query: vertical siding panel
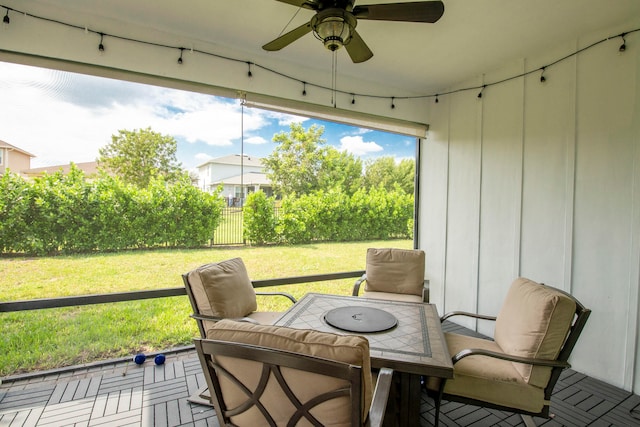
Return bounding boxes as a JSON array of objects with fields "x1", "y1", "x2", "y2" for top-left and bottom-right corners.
[
  {"x1": 571, "y1": 36, "x2": 637, "y2": 388},
  {"x1": 476, "y1": 62, "x2": 525, "y2": 334},
  {"x1": 631, "y1": 110, "x2": 640, "y2": 391},
  {"x1": 442, "y1": 79, "x2": 483, "y2": 329},
  {"x1": 520, "y1": 44, "x2": 577, "y2": 290},
  {"x1": 420, "y1": 97, "x2": 450, "y2": 313}
]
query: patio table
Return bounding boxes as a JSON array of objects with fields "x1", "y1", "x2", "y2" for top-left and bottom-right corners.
[{"x1": 274, "y1": 292, "x2": 453, "y2": 426}]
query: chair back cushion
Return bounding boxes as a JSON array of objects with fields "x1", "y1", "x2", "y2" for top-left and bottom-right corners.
[
  {"x1": 495, "y1": 278, "x2": 576, "y2": 387},
  {"x1": 187, "y1": 258, "x2": 257, "y2": 319},
  {"x1": 364, "y1": 248, "x2": 425, "y2": 296},
  {"x1": 206, "y1": 319, "x2": 372, "y2": 424}
]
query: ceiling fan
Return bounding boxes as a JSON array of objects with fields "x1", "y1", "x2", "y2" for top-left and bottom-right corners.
[{"x1": 262, "y1": 0, "x2": 445, "y2": 63}]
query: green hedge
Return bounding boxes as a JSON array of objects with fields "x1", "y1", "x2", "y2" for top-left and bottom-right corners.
[
  {"x1": 0, "y1": 167, "x2": 224, "y2": 255},
  {"x1": 243, "y1": 187, "x2": 414, "y2": 245}
]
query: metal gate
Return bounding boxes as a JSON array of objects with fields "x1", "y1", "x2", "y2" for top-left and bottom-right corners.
[{"x1": 213, "y1": 207, "x2": 244, "y2": 245}]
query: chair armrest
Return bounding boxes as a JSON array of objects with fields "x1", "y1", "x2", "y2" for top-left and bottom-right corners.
[
  {"x1": 452, "y1": 348, "x2": 571, "y2": 369},
  {"x1": 190, "y1": 313, "x2": 259, "y2": 324},
  {"x1": 440, "y1": 311, "x2": 497, "y2": 323},
  {"x1": 255, "y1": 291, "x2": 297, "y2": 304},
  {"x1": 422, "y1": 280, "x2": 430, "y2": 302},
  {"x1": 367, "y1": 367, "x2": 393, "y2": 427},
  {"x1": 352, "y1": 273, "x2": 367, "y2": 296}
]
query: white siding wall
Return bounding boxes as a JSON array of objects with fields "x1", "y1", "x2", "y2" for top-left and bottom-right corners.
[
  {"x1": 420, "y1": 22, "x2": 640, "y2": 392},
  {"x1": 208, "y1": 163, "x2": 262, "y2": 183}
]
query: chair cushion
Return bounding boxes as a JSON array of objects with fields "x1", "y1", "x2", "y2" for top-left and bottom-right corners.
[
  {"x1": 364, "y1": 248, "x2": 425, "y2": 296},
  {"x1": 187, "y1": 258, "x2": 257, "y2": 319},
  {"x1": 206, "y1": 319, "x2": 373, "y2": 422},
  {"x1": 426, "y1": 332, "x2": 546, "y2": 413},
  {"x1": 362, "y1": 290, "x2": 423, "y2": 303},
  {"x1": 246, "y1": 311, "x2": 283, "y2": 325},
  {"x1": 494, "y1": 278, "x2": 576, "y2": 387}
]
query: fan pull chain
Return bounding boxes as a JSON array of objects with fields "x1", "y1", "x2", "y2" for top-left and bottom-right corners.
[{"x1": 331, "y1": 50, "x2": 338, "y2": 107}]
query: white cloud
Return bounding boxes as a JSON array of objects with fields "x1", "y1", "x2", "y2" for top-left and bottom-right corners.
[
  {"x1": 338, "y1": 135, "x2": 383, "y2": 156},
  {"x1": 0, "y1": 63, "x2": 276, "y2": 167},
  {"x1": 259, "y1": 110, "x2": 309, "y2": 126},
  {"x1": 348, "y1": 127, "x2": 372, "y2": 136},
  {"x1": 0, "y1": 62, "x2": 410, "y2": 170},
  {"x1": 244, "y1": 136, "x2": 268, "y2": 145}
]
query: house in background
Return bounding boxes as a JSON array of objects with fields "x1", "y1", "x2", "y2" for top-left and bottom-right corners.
[
  {"x1": 197, "y1": 154, "x2": 273, "y2": 206},
  {"x1": 22, "y1": 161, "x2": 101, "y2": 178},
  {"x1": 0, "y1": 140, "x2": 35, "y2": 177},
  {"x1": 1, "y1": 140, "x2": 101, "y2": 179}
]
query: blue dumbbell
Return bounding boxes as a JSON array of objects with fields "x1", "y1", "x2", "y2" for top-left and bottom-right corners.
[{"x1": 133, "y1": 353, "x2": 146, "y2": 364}]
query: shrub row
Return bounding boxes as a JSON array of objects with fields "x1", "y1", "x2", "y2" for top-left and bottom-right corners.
[
  {"x1": 0, "y1": 167, "x2": 224, "y2": 255},
  {"x1": 244, "y1": 187, "x2": 414, "y2": 245}
]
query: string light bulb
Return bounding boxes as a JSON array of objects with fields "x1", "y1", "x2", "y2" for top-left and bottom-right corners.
[
  {"x1": 435, "y1": 95, "x2": 439, "y2": 103},
  {"x1": 351, "y1": 94, "x2": 355, "y2": 105},
  {"x1": 478, "y1": 85, "x2": 486, "y2": 99},
  {"x1": 619, "y1": 33, "x2": 627, "y2": 52},
  {"x1": 177, "y1": 48, "x2": 184, "y2": 64},
  {"x1": 3, "y1": 8, "x2": 10, "y2": 26},
  {"x1": 98, "y1": 33, "x2": 105, "y2": 54},
  {"x1": 247, "y1": 62, "x2": 252, "y2": 77},
  {"x1": 391, "y1": 97, "x2": 395, "y2": 109},
  {"x1": 302, "y1": 82, "x2": 307, "y2": 96},
  {"x1": 540, "y1": 67, "x2": 546, "y2": 83}
]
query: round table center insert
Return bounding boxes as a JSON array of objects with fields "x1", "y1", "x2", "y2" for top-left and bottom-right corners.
[{"x1": 324, "y1": 306, "x2": 398, "y2": 333}]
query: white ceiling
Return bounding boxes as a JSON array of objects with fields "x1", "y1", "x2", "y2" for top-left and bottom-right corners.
[{"x1": 8, "y1": 0, "x2": 640, "y2": 96}]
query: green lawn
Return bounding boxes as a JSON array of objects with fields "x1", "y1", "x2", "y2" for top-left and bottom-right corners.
[{"x1": 0, "y1": 240, "x2": 411, "y2": 376}]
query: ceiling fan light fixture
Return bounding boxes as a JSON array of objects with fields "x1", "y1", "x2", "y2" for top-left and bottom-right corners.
[{"x1": 312, "y1": 9, "x2": 356, "y2": 51}]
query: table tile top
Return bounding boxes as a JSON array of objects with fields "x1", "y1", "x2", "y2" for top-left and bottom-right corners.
[{"x1": 275, "y1": 293, "x2": 453, "y2": 378}]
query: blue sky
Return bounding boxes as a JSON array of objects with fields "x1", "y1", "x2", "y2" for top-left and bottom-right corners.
[{"x1": 0, "y1": 61, "x2": 416, "y2": 171}]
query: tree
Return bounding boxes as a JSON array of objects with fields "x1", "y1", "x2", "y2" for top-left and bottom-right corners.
[
  {"x1": 363, "y1": 156, "x2": 415, "y2": 194},
  {"x1": 263, "y1": 123, "x2": 326, "y2": 196},
  {"x1": 98, "y1": 127, "x2": 183, "y2": 188},
  {"x1": 263, "y1": 122, "x2": 363, "y2": 196},
  {"x1": 318, "y1": 148, "x2": 363, "y2": 195}
]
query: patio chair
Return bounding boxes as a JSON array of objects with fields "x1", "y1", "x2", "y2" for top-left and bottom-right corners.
[
  {"x1": 352, "y1": 247, "x2": 428, "y2": 302},
  {"x1": 183, "y1": 257, "x2": 297, "y2": 405},
  {"x1": 425, "y1": 277, "x2": 591, "y2": 427},
  {"x1": 182, "y1": 257, "x2": 296, "y2": 338},
  {"x1": 193, "y1": 319, "x2": 394, "y2": 427}
]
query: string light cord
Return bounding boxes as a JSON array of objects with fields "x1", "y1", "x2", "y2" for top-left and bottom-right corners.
[{"x1": 1, "y1": 4, "x2": 638, "y2": 107}]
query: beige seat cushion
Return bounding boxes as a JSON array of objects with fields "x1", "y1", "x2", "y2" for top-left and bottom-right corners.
[
  {"x1": 362, "y1": 290, "x2": 423, "y2": 303},
  {"x1": 495, "y1": 278, "x2": 576, "y2": 387},
  {"x1": 187, "y1": 258, "x2": 257, "y2": 319},
  {"x1": 206, "y1": 319, "x2": 373, "y2": 424},
  {"x1": 426, "y1": 333, "x2": 546, "y2": 413},
  {"x1": 364, "y1": 248, "x2": 425, "y2": 296},
  {"x1": 246, "y1": 311, "x2": 283, "y2": 325}
]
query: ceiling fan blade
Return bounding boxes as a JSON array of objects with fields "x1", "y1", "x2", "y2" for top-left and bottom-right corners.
[
  {"x1": 262, "y1": 22, "x2": 313, "y2": 51},
  {"x1": 353, "y1": 1, "x2": 444, "y2": 23},
  {"x1": 273, "y1": 0, "x2": 319, "y2": 10},
  {"x1": 345, "y1": 29, "x2": 373, "y2": 63}
]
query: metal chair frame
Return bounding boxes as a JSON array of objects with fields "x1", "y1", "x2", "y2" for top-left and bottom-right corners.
[
  {"x1": 428, "y1": 284, "x2": 591, "y2": 426},
  {"x1": 194, "y1": 338, "x2": 394, "y2": 427}
]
